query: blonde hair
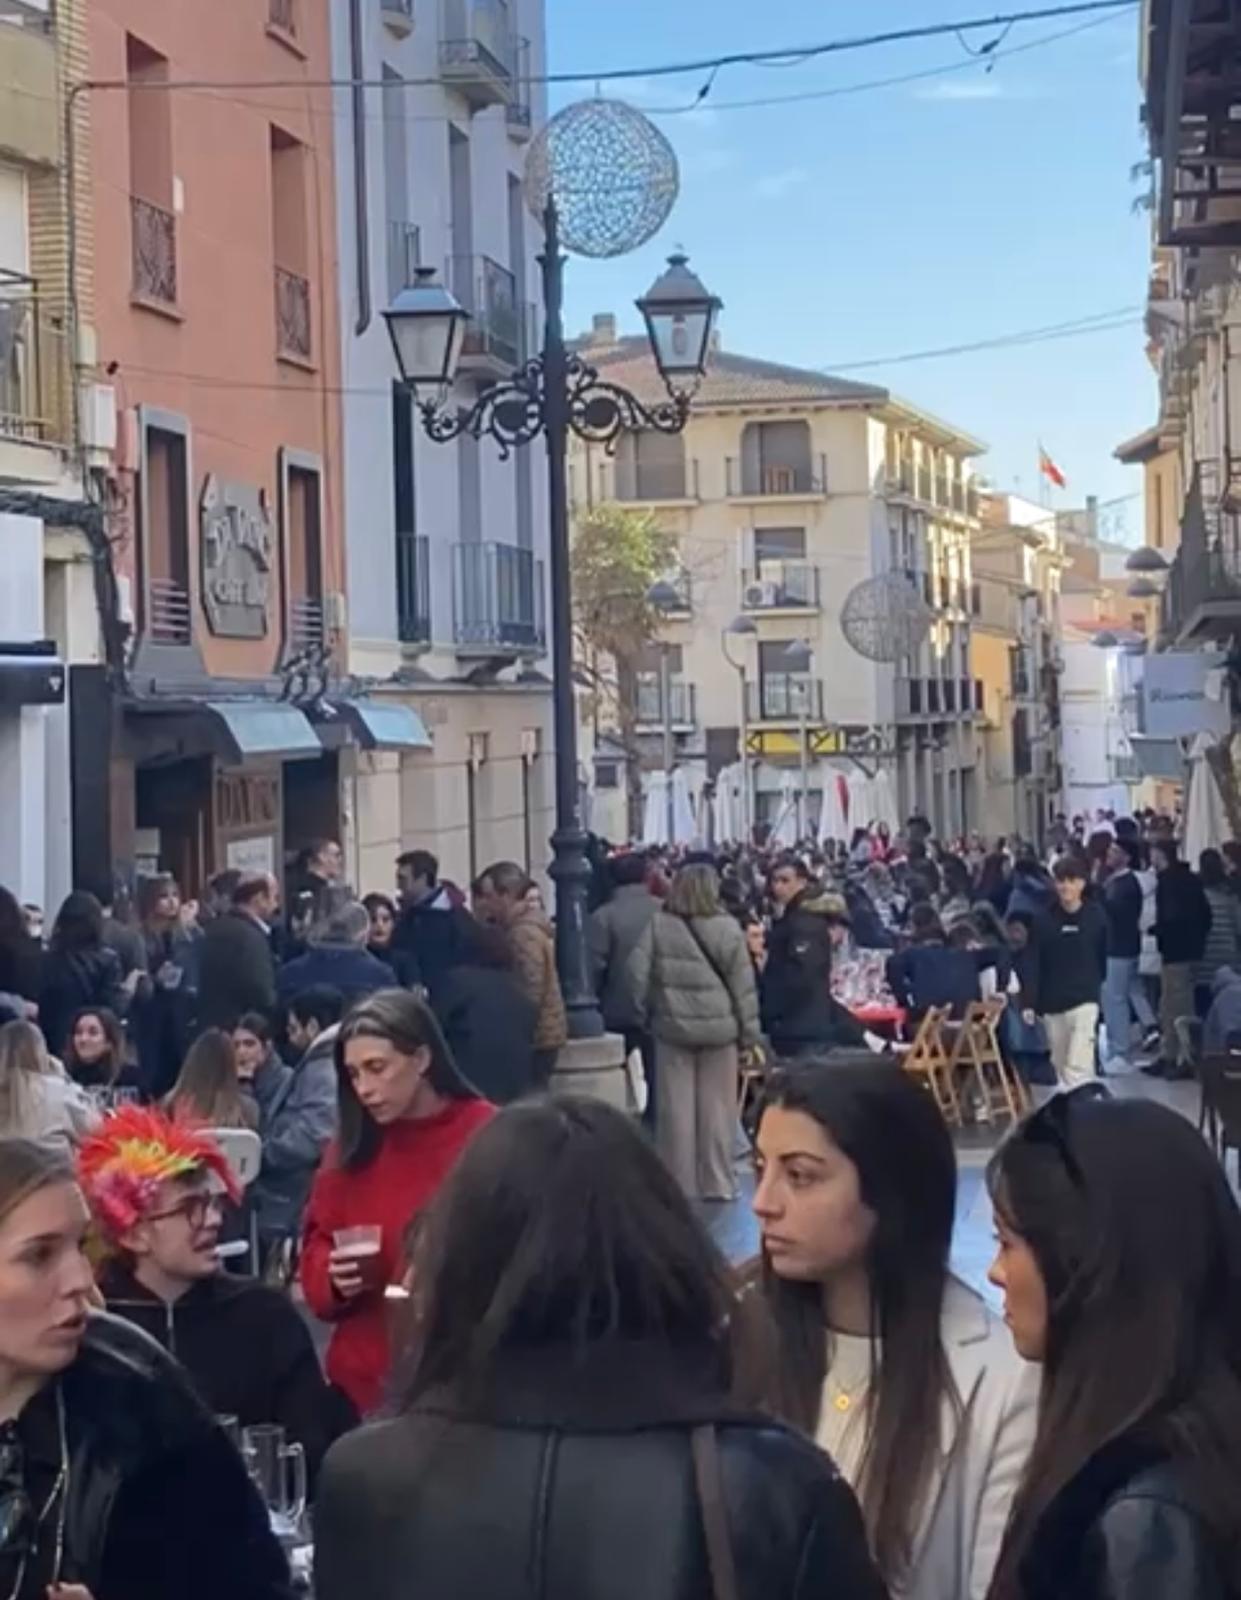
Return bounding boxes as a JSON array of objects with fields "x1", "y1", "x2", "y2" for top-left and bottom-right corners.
[
  {"x1": 0, "y1": 1020, "x2": 56, "y2": 1139},
  {"x1": 665, "y1": 864, "x2": 721, "y2": 920},
  {"x1": 164, "y1": 1029, "x2": 257, "y2": 1131}
]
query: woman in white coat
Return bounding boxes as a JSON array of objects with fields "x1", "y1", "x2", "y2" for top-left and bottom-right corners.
[{"x1": 752, "y1": 1060, "x2": 1038, "y2": 1600}]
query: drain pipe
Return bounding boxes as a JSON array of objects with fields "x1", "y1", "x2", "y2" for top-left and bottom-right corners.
[{"x1": 350, "y1": 0, "x2": 371, "y2": 335}]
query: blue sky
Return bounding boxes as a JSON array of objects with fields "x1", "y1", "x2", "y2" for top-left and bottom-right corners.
[{"x1": 545, "y1": 0, "x2": 1153, "y2": 537}]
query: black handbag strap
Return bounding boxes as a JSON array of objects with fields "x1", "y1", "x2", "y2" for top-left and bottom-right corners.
[{"x1": 692, "y1": 1425, "x2": 739, "y2": 1600}]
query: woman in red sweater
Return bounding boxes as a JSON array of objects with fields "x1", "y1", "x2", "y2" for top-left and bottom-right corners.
[{"x1": 301, "y1": 989, "x2": 493, "y2": 1415}]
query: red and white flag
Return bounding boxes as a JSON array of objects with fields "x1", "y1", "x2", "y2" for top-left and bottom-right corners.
[{"x1": 1038, "y1": 446, "x2": 1067, "y2": 490}]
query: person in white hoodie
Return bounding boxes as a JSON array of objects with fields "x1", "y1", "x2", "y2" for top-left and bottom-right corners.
[
  {"x1": 0, "y1": 1017, "x2": 97, "y2": 1151},
  {"x1": 753, "y1": 1060, "x2": 1038, "y2": 1600}
]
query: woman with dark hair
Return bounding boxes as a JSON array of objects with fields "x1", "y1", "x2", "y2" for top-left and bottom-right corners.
[
  {"x1": 64, "y1": 1006, "x2": 137, "y2": 1092},
  {"x1": 300, "y1": 990, "x2": 492, "y2": 1416},
  {"x1": 361, "y1": 892, "x2": 420, "y2": 988},
  {"x1": 886, "y1": 903, "x2": 995, "y2": 1022},
  {"x1": 0, "y1": 1139, "x2": 291, "y2": 1599},
  {"x1": 314, "y1": 1096, "x2": 885, "y2": 1600},
  {"x1": 978, "y1": 852, "x2": 1012, "y2": 917},
  {"x1": 986, "y1": 1087, "x2": 1241, "y2": 1598},
  {"x1": 0, "y1": 883, "x2": 42, "y2": 1022},
  {"x1": 753, "y1": 1062, "x2": 1036, "y2": 1599},
  {"x1": 38, "y1": 891, "x2": 127, "y2": 1056},
  {"x1": 165, "y1": 1028, "x2": 259, "y2": 1130},
  {"x1": 431, "y1": 917, "x2": 537, "y2": 1104},
  {"x1": 132, "y1": 874, "x2": 199, "y2": 1100}
]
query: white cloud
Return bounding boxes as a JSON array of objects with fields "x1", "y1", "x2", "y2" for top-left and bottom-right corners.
[
  {"x1": 916, "y1": 77, "x2": 1005, "y2": 102},
  {"x1": 754, "y1": 165, "x2": 808, "y2": 199}
]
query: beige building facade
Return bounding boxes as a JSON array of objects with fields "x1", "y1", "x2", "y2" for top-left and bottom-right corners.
[{"x1": 571, "y1": 319, "x2": 986, "y2": 843}]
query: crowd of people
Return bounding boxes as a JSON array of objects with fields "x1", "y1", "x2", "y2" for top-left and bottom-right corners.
[{"x1": 0, "y1": 807, "x2": 1239, "y2": 1599}]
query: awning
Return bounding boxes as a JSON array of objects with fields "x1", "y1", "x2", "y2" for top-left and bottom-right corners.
[
  {"x1": 1128, "y1": 735, "x2": 1186, "y2": 783},
  {"x1": 0, "y1": 650, "x2": 65, "y2": 707},
  {"x1": 314, "y1": 698, "x2": 432, "y2": 752},
  {"x1": 125, "y1": 697, "x2": 324, "y2": 764}
]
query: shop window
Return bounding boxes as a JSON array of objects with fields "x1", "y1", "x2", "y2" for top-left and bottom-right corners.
[
  {"x1": 280, "y1": 450, "x2": 324, "y2": 654},
  {"x1": 138, "y1": 411, "x2": 191, "y2": 646}
]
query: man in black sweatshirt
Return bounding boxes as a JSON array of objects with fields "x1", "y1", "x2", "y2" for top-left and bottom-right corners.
[{"x1": 1025, "y1": 857, "x2": 1108, "y2": 1087}]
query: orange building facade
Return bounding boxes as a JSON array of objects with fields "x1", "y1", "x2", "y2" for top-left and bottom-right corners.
[{"x1": 77, "y1": 0, "x2": 350, "y2": 895}]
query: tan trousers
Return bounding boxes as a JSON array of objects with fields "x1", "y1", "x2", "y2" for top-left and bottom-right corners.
[
  {"x1": 654, "y1": 1039, "x2": 739, "y2": 1201},
  {"x1": 1045, "y1": 1003, "x2": 1099, "y2": 1088}
]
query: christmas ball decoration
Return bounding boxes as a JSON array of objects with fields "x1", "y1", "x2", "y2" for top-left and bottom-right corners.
[
  {"x1": 840, "y1": 572, "x2": 934, "y2": 664},
  {"x1": 524, "y1": 98, "x2": 680, "y2": 258}
]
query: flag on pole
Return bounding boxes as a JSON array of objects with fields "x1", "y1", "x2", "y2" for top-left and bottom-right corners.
[{"x1": 1038, "y1": 445, "x2": 1067, "y2": 490}]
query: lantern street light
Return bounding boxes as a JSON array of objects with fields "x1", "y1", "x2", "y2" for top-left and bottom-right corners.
[
  {"x1": 384, "y1": 203, "x2": 720, "y2": 1038},
  {"x1": 782, "y1": 639, "x2": 815, "y2": 842},
  {"x1": 647, "y1": 579, "x2": 685, "y2": 847}
]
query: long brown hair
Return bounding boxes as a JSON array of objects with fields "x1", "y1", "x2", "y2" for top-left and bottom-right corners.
[
  {"x1": 165, "y1": 1029, "x2": 255, "y2": 1129},
  {"x1": 986, "y1": 1094, "x2": 1241, "y2": 1598},
  {"x1": 0, "y1": 1020, "x2": 56, "y2": 1138},
  {"x1": 0, "y1": 1139, "x2": 74, "y2": 1230},
  {"x1": 756, "y1": 1063, "x2": 958, "y2": 1586}
]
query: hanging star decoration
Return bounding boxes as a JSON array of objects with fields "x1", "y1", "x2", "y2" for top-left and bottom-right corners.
[{"x1": 77, "y1": 1105, "x2": 240, "y2": 1239}]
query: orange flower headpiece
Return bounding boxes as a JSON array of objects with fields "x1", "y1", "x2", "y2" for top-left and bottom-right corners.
[{"x1": 77, "y1": 1105, "x2": 240, "y2": 1239}]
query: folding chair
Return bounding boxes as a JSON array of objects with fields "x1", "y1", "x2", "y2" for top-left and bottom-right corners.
[
  {"x1": 895, "y1": 1005, "x2": 961, "y2": 1125},
  {"x1": 950, "y1": 999, "x2": 1028, "y2": 1125},
  {"x1": 1199, "y1": 1048, "x2": 1241, "y2": 1181},
  {"x1": 207, "y1": 1127, "x2": 263, "y2": 1268}
]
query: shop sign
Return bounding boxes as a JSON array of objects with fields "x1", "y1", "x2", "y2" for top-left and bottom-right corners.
[
  {"x1": 1142, "y1": 650, "x2": 1230, "y2": 739},
  {"x1": 201, "y1": 476, "x2": 273, "y2": 638},
  {"x1": 226, "y1": 835, "x2": 276, "y2": 875}
]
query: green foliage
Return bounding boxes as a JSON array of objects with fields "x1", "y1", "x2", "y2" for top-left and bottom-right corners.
[{"x1": 571, "y1": 503, "x2": 675, "y2": 665}]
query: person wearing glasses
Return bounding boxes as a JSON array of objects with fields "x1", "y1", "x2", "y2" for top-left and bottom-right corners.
[
  {"x1": 0, "y1": 1136, "x2": 292, "y2": 1600},
  {"x1": 986, "y1": 1085, "x2": 1241, "y2": 1599},
  {"x1": 82, "y1": 1106, "x2": 345, "y2": 1484},
  {"x1": 752, "y1": 1061, "x2": 1038, "y2": 1600}
]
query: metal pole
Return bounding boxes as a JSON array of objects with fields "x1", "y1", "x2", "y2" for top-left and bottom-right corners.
[
  {"x1": 661, "y1": 642, "x2": 675, "y2": 846},
  {"x1": 540, "y1": 199, "x2": 603, "y2": 1038},
  {"x1": 737, "y1": 664, "x2": 750, "y2": 844},
  {"x1": 799, "y1": 689, "x2": 809, "y2": 844}
]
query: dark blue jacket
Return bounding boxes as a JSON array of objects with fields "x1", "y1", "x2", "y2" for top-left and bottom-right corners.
[
  {"x1": 277, "y1": 945, "x2": 397, "y2": 1010},
  {"x1": 885, "y1": 943, "x2": 989, "y2": 1020}
]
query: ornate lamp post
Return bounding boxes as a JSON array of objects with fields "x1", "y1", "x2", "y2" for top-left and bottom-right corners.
[
  {"x1": 721, "y1": 614, "x2": 757, "y2": 842},
  {"x1": 384, "y1": 203, "x2": 719, "y2": 1038}
]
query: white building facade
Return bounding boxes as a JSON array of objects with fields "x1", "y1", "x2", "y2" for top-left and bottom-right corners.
[{"x1": 330, "y1": 0, "x2": 556, "y2": 893}]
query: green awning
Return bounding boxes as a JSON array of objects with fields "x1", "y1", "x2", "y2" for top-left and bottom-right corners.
[
  {"x1": 334, "y1": 698, "x2": 432, "y2": 751},
  {"x1": 205, "y1": 701, "x2": 323, "y2": 762}
]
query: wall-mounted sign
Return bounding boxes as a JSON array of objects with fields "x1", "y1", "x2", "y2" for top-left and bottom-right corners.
[
  {"x1": 1142, "y1": 650, "x2": 1230, "y2": 740},
  {"x1": 201, "y1": 476, "x2": 273, "y2": 638}
]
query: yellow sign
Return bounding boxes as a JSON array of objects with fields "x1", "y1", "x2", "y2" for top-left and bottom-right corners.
[{"x1": 746, "y1": 727, "x2": 848, "y2": 758}]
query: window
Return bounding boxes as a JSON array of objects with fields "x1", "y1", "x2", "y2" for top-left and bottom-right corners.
[
  {"x1": 281, "y1": 451, "x2": 324, "y2": 653},
  {"x1": 637, "y1": 643, "x2": 683, "y2": 674},
  {"x1": 271, "y1": 126, "x2": 311, "y2": 361},
  {"x1": 383, "y1": 68, "x2": 418, "y2": 296},
  {"x1": 737, "y1": 420, "x2": 816, "y2": 495},
  {"x1": 138, "y1": 413, "x2": 191, "y2": 645},
  {"x1": 754, "y1": 527, "x2": 806, "y2": 563},
  {"x1": 614, "y1": 430, "x2": 688, "y2": 501},
  {"x1": 127, "y1": 36, "x2": 176, "y2": 307}
]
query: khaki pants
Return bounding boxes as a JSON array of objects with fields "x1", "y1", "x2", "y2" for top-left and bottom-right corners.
[
  {"x1": 654, "y1": 1039, "x2": 739, "y2": 1201},
  {"x1": 1045, "y1": 1003, "x2": 1098, "y2": 1088},
  {"x1": 1159, "y1": 962, "x2": 1195, "y2": 1064}
]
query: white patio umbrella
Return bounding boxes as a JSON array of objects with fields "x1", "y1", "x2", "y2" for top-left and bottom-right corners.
[
  {"x1": 770, "y1": 770, "x2": 799, "y2": 847},
  {"x1": 846, "y1": 768, "x2": 877, "y2": 833},
  {"x1": 817, "y1": 763, "x2": 848, "y2": 847},
  {"x1": 712, "y1": 763, "x2": 740, "y2": 846},
  {"x1": 872, "y1": 766, "x2": 901, "y2": 833},
  {"x1": 640, "y1": 771, "x2": 667, "y2": 848},
  {"x1": 1184, "y1": 732, "x2": 1230, "y2": 863},
  {"x1": 671, "y1": 768, "x2": 697, "y2": 846}
]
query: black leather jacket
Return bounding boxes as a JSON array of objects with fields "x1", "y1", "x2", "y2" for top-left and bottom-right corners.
[
  {"x1": 1017, "y1": 1434, "x2": 1233, "y2": 1600},
  {"x1": 48, "y1": 1312, "x2": 292, "y2": 1599},
  {"x1": 315, "y1": 1342, "x2": 887, "y2": 1600}
]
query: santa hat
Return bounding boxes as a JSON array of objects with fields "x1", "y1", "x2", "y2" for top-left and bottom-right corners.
[{"x1": 77, "y1": 1105, "x2": 240, "y2": 1240}]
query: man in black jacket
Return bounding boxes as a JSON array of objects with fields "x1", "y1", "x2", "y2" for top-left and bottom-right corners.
[
  {"x1": 196, "y1": 873, "x2": 279, "y2": 1031},
  {"x1": 87, "y1": 1115, "x2": 347, "y2": 1482},
  {"x1": 1150, "y1": 839, "x2": 1212, "y2": 1078},
  {"x1": 761, "y1": 857, "x2": 859, "y2": 1058},
  {"x1": 392, "y1": 848, "x2": 474, "y2": 998},
  {"x1": 1027, "y1": 857, "x2": 1108, "y2": 1087}
]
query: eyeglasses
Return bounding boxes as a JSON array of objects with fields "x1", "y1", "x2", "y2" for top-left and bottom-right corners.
[
  {"x1": 145, "y1": 1194, "x2": 225, "y2": 1229},
  {"x1": 1018, "y1": 1083, "x2": 1110, "y2": 1185}
]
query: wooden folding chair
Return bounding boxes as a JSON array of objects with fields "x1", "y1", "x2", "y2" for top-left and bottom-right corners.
[
  {"x1": 1199, "y1": 1047, "x2": 1241, "y2": 1181},
  {"x1": 950, "y1": 999, "x2": 1028, "y2": 1124},
  {"x1": 896, "y1": 1005, "x2": 961, "y2": 1125}
]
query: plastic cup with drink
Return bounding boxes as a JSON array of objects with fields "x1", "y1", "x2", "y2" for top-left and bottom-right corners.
[{"x1": 330, "y1": 1224, "x2": 384, "y2": 1298}]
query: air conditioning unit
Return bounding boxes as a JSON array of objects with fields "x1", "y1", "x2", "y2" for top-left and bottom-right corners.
[{"x1": 744, "y1": 580, "x2": 779, "y2": 608}]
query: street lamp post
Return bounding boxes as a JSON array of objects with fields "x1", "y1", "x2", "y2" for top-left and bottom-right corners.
[
  {"x1": 647, "y1": 579, "x2": 684, "y2": 848},
  {"x1": 722, "y1": 613, "x2": 757, "y2": 843},
  {"x1": 783, "y1": 639, "x2": 814, "y2": 844},
  {"x1": 383, "y1": 206, "x2": 720, "y2": 1038}
]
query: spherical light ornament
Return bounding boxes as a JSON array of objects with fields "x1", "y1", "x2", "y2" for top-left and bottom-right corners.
[
  {"x1": 524, "y1": 98, "x2": 680, "y2": 259},
  {"x1": 840, "y1": 573, "x2": 934, "y2": 664}
]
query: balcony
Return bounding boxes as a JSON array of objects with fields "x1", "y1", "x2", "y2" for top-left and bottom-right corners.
[
  {"x1": 1161, "y1": 464, "x2": 1241, "y2": 644},
  {"x1": 740, "y1": 562, "x2": 820, "y2": 612},
  {"x1": 131, "y1": 196, "x2": 177, "y2": 309},
  {"x1": 726, "y1": 454, "x2": 827, "y2": 499},
  {"x1": 0, "y1": 270, "x2": 48, "y2": 445},
  {"x1": 381, "y1": 0, "x2": 414, "y2": 33},
  {"x1": 387, "y1": 221, "x2": 421, "y2": 298},
  {"x1": 396, "y1": 530, "x2": 431, "y2": 646},
  {"x1": 439, "y1": 0, "x2": 515, "y2": 109},
  {"x1": 275, "y1": 267, "x2": 312, "y2": 363},
  {"x1": 148, "y1": 578, "x2": 192, "y2": 647},
  {"x1": 747, "y1": 675, "x2": 825, "y2": 723},
  {"x1": 613, "y1": 458, "x2": 697, "y2": 504},
  {"x1": 289, "y1": 596, "x2": 324, "y2": 652},
  {"x1": 635, "y1": 677, "x2": 696, "y2": 731},
  {"x1": 453, "y1": 541, "x2": 545, "y2": 656},
  {"x1": 507, "y1": 37, "x2": 533, "y2": 139},
  {"x1": 451, "y1": 254, "x2": 520, "y2": 377},
  {"x1": 896, "y1": 676, "x2": 982, "y2": 719}
]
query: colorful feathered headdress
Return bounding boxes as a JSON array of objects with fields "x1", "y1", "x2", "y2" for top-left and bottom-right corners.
[{"x1": 77, "y1": 1105, "x2": 240, "y2": 1239}]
